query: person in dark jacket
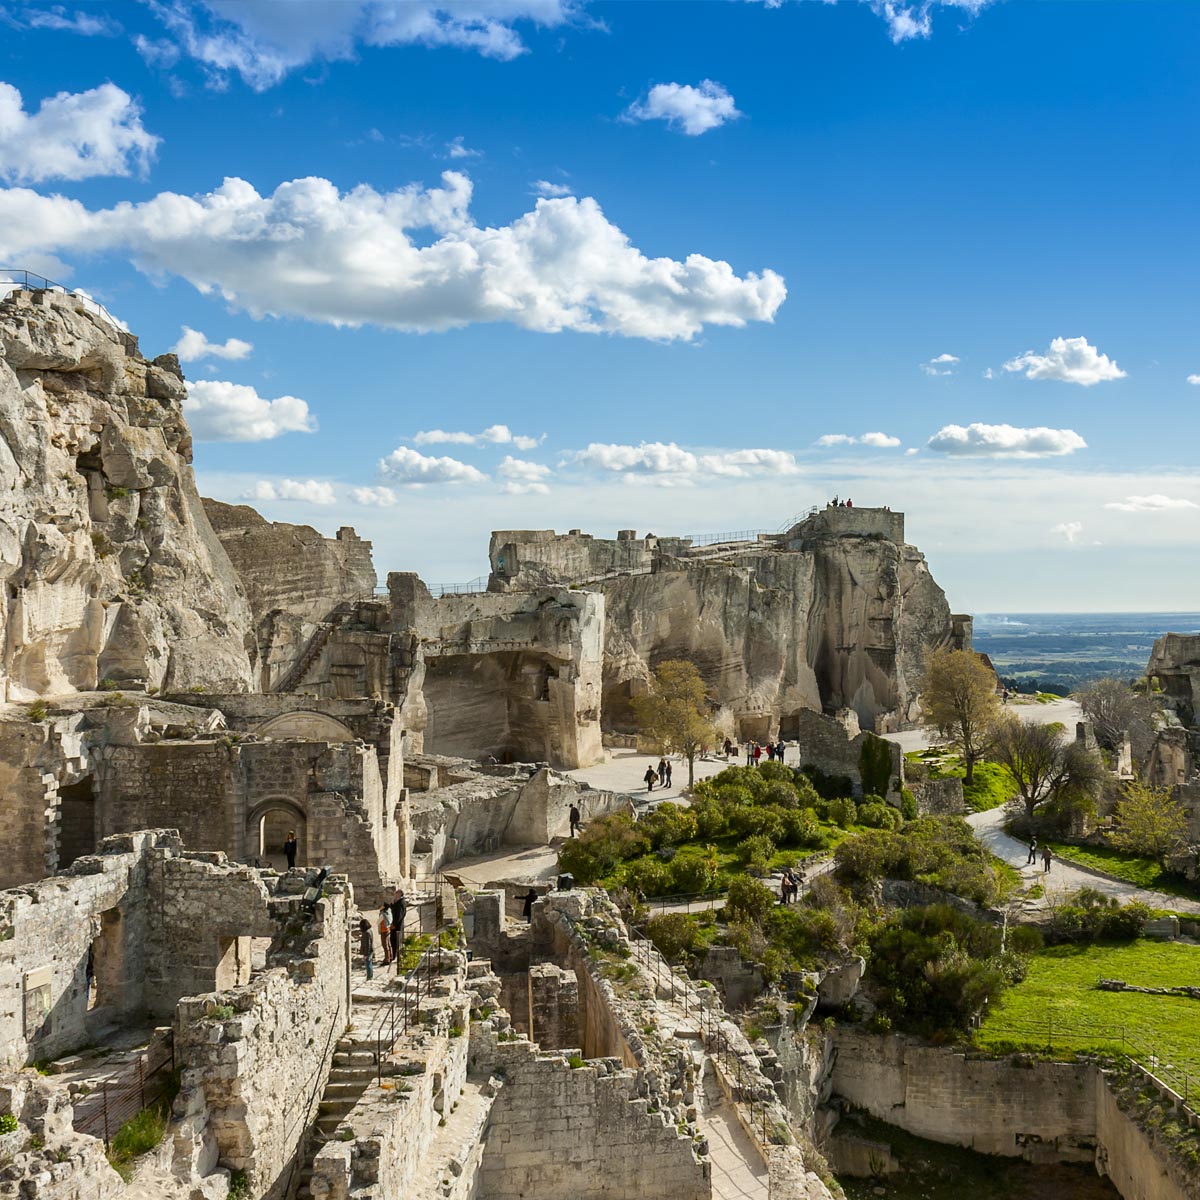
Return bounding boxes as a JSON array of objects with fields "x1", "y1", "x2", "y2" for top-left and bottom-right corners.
[
  {"x1": 358, "y1": 917, "x2": 374, "y2": 981},
  {"x1": 521, "y1": 888, "x2": 540, "y2": 921},
  {"x1": 283, "y1": 830, "x2": 298, "y2": 870},
  {"x1": 389, "y1": 890, "x2": 406, "y2": 963}
]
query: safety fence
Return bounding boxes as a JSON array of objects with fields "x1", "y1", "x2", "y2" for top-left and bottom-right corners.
[
  {"x1": 73, "y1": 1035, "x2": 175, "y2": 1147},
  {"x1": 0, "y1": 268, "x2": 124, "y2": 333}
]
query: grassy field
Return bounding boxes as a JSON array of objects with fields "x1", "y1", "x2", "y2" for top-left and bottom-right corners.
[
  {"x1": 976, "y1": 941, "x2": 1200, "y2": 1076},
  {"x1": 1044, "y1": 840, "x2": 1200, "y2": 901},
  {"x1": 905, "y1": 750, "x2": 1016, "y2": 812}
]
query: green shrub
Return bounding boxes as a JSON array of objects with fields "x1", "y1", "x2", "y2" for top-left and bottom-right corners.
[
  {"x1": 856, "y1": 801, "x2": 889, "y2": 828},
  {"x1": 669, "y1": 847, "x2": 720, "y2": 893},
  {"x1": 623, "y1": 857, "x2": 674, "y2": 898},
  {"x1": 558, "y1": 814, "x2": 649, "y2": 884},
  {"x1": 644, "y1": 912, "x2": 712, "y2": 961},
  {"x1": 859, "y1": 734, "x2": 894, "y2": 798},
  {"x1": 0, "y1": 1114, "x2": 16, "y2": 1134},
  {"x1": 27, "y1": 701, "x2": 48, "y2": 723},
  {"x1": 728, "y1": 805, "x2": 784, "y2": 842},
  {"x1": 639, "y1": 802, "x2": 698, "y2": 850},
  {"x1": 567, "y1": 1054, "x2": 586, "y2": 1069},
  {"x1": 757, "y1": 761, "x2": 793, "y2": 784},
  {"x1": 900, "y1": 789, "x2": 918, "y2": 820},
  {"x1": 828, "y1": 798, "x2": 857, "y2": 828},
  {"x1": 1047, "y1": 889, "x2": 1152, "y2": 944},
  {"x1": 737, "y1": 834, "x2": 776, "y2": 876},
  {"x1": 725, "y1": 876, "x2": 776, "y2": 925},
  {"x1": 98, "y1": 677, "x2": 120, "y2": 692},
  {"x1": 779, "y1": 808, "x2": 826, "y2": 849}
]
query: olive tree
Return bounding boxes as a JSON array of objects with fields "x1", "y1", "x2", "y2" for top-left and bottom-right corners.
[{"x1": 919, "y1": 648, "x2": 1000, "y2": 784}]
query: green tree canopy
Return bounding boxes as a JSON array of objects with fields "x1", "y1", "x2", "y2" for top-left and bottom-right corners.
[
  {"x1": 993, "y1": 717, "x2": 1107, "y2": 828},
  {"x1": 919, "y1": 647, "x2": 1001, "y2": 784},
  {"x1": 631, "y1": 659, "x2": 718, "y2": 788},
  {"x1": 1109, "y1": 781, "x2": 1188, "y2": 858}
]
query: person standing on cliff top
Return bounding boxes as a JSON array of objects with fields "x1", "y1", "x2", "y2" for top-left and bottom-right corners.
[
  {"x1": 644, "y1": 765, "x2": 657, "y2": 792},
  {"x1": 283, "y1": 830, "x2": 298, "y2": 870}
]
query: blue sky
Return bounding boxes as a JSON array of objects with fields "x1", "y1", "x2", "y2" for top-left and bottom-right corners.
[{"x1": 1, "y1": 0, "x2": 1198, "y2": 610}]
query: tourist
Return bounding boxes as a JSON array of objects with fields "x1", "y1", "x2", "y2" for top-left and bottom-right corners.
[
  {"x1": 752, "y1": 743, "x2": 762, "y2": 767},
  {"x1": 378, "y1": 905, "x2": 393, "y2": 965},
  {"x1": 569, "y1": 803, "x2": 581, "y2": 838},
  {"x1": 390, "y1": 890, "x2": 407, "y2": 963},
  {"x1": 746, "y1": 742, "x2": 754, "y2": 766},
  {"x1": 1042, "y1": 847, "x2": 1053, "y2": 874},
  {"x1": 723, "y1": 737, "x2": 734, "y2": 759},
  {"x1": 283, "y1": 830, "x2": 298, "y2": 870},
  {"x1": 657, "y1": 758, "x2": 668, "y2": 787},
  {"x1": 644, "y1": 764, "x2": 657, "y2": 792},
  {"x1": 1027, "y1": 836, "x2": 1038, "y2": 866},
  {"x1": 664, "y1": 761, "x2": 673, "y2": 788},
  {"x1": 845, "y1": 498, "x2": 853, "y2": 508},
  {"x1": 521, "y1": 887, "x2": 540, "y2": 921},
  {"x1": 358, "y1": 916, "x2": 374, "y2": 981}
]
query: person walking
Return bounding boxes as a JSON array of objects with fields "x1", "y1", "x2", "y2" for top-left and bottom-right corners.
[
  {"x1": 283, "y1": 830, "x2": 298, "y2": 870},
  {"x1": 664, "y1": 761, "x2": 673, "y2": 788},
  {"x1": 569, "y1": 803, "x2": 581, "y2": 838},
  {"x1": 378, "y1": 905, "x2": 393, "y2": 966},
  {"x1": 657, "y1": 758, "x2": 668, "y2": 787},
  {"x1": 389, "y1": 890, "x2": 406, "y2": 964},
  {"x1": 1027, "y1": 836, "x2": 1038, "y2": 866},
  {"x1": 1042, "y1": 847, "x2": 1053, "y2": 874},
  {"x1": 724, "y1": 737, "x2": 734, "y2": 760},
  {"x1": 752, "y1": 743, "x2": 762, "y2": 767},
  {"x1": 358, "y1": 916, "x2": 375, "y2": 981},
  {"x1": 643, "y1": 765, "x2": 657, "y2": 792}
]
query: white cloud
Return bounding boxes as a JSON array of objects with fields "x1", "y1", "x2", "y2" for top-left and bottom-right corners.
[
  {"x1": 244, "y1": 478, "x2": 336, "y2": 504},
  {"x1": 350, "y1": 485, "x2": 398, "y2": 507},
  {"x1": 140, "y1": 0, "x2": 582, "y2": 90},
  {"x1": 444, "y1": 135, "x2": 480, "y2": 159},
  {"x1": 183, "y1": 380, "x2": 316, "y2": 441},
  {"x1": 1187, "y1": 374, "x2": 1200, "y2": 386},
  {"x1": 172, "y1": 325, "x2": 253, "y2": 362},
  {"x1": 623, "y1": 80, "x2": 741, "y2": 137},
  {"x1": 0, "y1": 81, "x2": 158, "y2": 183},
  {"x1": 378, "y1": 445, "x2": 487, "y2": 486},
  {"x1": 1003, "y1": 336, "x2": 1126, "y2": 386},
  {"x1": 532, "y1": 179, "x2": 572, "y2": 197},
  {"x1": 920, "y1": 352, "x2": 959, "y2": 376},
  {"x1": 18, "y1": 7, "x2": 121, "y2": 35},
  {"x1": 498, "y1": 455, "x2": 552, "y2": 494},
  {"x1": 926, "y1": 423, "x2": 1087, "y2": 458},
  {"x1": 1104, "y1": 494, "x2": 1198, "y2": 513},
  {"x1": 413, "y1": 424, "x2": 544, "y2": 450},
  {"x1": 572, "y1": 441, "x2": 798, "y2": 483},
  {"x1": 1051, "y1": 521, "x2": 1083, "y2": 545},
  {"x1": 869, "y1": 0, "x2": 994, "y2": 43},
  {"x1": 0, "y1": 171, "x2": 785, "y2": 341},
  {"x1": 815, "y1": 432, "x2": 902, "y2": 448}
]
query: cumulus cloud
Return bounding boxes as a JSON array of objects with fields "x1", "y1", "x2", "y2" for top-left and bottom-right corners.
[
  {"x1": 572, "y1": 441, "x2": 798, "y2": 483},
  {"x1": 623, "y1": 80, "x2": 741, "y2": 136},
  {"x1": 532, "y1": 179, "x2": 572, "y2": 198},
  {"x1": 868, "y1": 0, "x2": 994, "y2": 43},
  {"x1": 920, "y1": 352, "x2": 959, "y2": 377},
  {"x1": 378, "y1": 445, "x2": 487, "y2": 486},
  {"x1": 0, "y1": 81, "x2": 158, "y2": 183},
  {"x1": 413, "y1": 424, "x2": 544, "y2": 450},
  {"x1": 926, "y1": 423, "x2": 1087, "y2": 458},
  {"x1": 1104, "y1": 494, "x2": 1199, "y2": 513},
  {"x1": 498, "y1": 455, "x2": 552, "y2": 494},
  {"x1": 815, "y1": 432, "x2": 902, "y2": 448},
  {"x1": 1188, "y1": 374, "x2": 1200, "y2": 386},
  {"x1": 1003, "y1": 336, "x2": 1126, "y2": 386},
  {"x1": 244, "y1": 478, "x2": 336, "y2": 504},
  {"x1": 139, "y1": 0, "x2": 582, "y2": 90},
  {"x1": 1051, "y1": 521, "x2": 1083, "y2": 545},
  {"x1": 351, "y1": 485, "x2": 398, "y2": 506},
  {"x1": 444, "y1": 135, "x2": 480, "y2": 159},
  {"x1": 172, "y1": 325, "x2": 253, "y2": 362},
  {"x1": 0, "y1": 171, "x2": 785, "y2": 341},
  {"x1": 183, "y1": 380, "x2": 316, "y2": 441}
]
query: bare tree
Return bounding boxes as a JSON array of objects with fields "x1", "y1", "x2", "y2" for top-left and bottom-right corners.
[
  {"x1": 919, "y1": 648, "x2": 1000, "y2": 784},
  {"x1": 1075, "y1": 677, "x2": 1158, "y2": 763},
  {"x1": 993, "y1": 717, "x2": 1107, "y2": 829}
]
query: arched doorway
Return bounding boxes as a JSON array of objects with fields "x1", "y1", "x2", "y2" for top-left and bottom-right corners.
[{"x1": 246, "y1": 799, "x2": 307, "y2": 872}]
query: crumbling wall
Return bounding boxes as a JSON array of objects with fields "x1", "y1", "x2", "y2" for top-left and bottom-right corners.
[
  {"x1": 1096, "y1": 1071, "x2": 1197, "y2": 1200},
  {"x1": 173, "y1": 881, "x2": 352, "y2": 1200},
  {"x1": 792, "y1": 710, "x2": 904, "y2": 802},
  {"x1": 0, "y1": 287, "x2": 254, "y2": 700}
]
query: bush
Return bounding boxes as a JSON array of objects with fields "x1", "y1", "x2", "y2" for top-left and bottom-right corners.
[
  {"x1": 725, "y1": 876, "x2": 776, "y2": 925},
  {"x1": 623, "y1": 857, "x2": 674, "y2": 898},
  {"x1": 1007, "y1": 924, "x2": 1044, "y2": 954},
  {"x1": 779, "y1": 808, "x2": 826, "y2": 849},
  {"x1": 736, "y1": 834, "x2": 776, "y2": 876},
  {"x1": 763, "y1": 779, "x2": 801, "y2": 808},
  {"x1": 799, "y1": 765, "x2": 854, "y2": 801},
  {"x1": 859, "y1": 733, "x2": 894, "y2": 798},
  {"x1": 669, "y1": 847, "x2": 720, "y2": 893},
  {"x1": 1047, "y1": 889, "x2": 1152, "y2": 944},
  {"x1": 900, "y1": 789, "x2": 918, "y2": 821},
  {"x1": 27, "y1": 700, "x2": 48, "y2": 723},
  {"x1": 0, "y1": 1113, "x2": 16, "y2": 1134},
  {"x1": 727, "y1": 804, "x2": 785, "y2": 842},
  {"x1": 558, "y1": 814, "x2": 649, "y2": 884},
  {"x1": 856, "y1": 801, "x2": 889, "y2": 829},
  {"x1": 828, "y1": 798, "x2": 857, "y2": 828},
  {"x1": 644, "y1": 913, "x2": 708, "y2": 961},
  {"x1": 758, "y1": 761, "x2": 793, "y2": 784},
  {"x1": 639, "y1": 803, "x2": 698, "y2": 850}
]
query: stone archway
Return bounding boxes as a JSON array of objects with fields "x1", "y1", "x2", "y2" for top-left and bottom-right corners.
[
  {"x1": 255, "y1": 710, "x2": 355, "y2": 743},
  {"x1": 246, "y1": 798, "x2": 307, "y2": 872}
]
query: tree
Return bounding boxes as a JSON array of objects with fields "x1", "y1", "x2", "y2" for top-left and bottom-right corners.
[
  {"x1": 631, "y1": 659, "x2": 718, "y2": 789},
  {"x1": 1075, "y1": 677, "x2": 1158, "y2": 762},
  {"x1": 992, "y1": 717, "x2": 1107, "y2": 829},
  {"x1": 919, "y1": 648, "x2": 1000, "y2": 785},
  {"x1": 1109, "y1": 781, "x2": 1188, "y2": 858}
]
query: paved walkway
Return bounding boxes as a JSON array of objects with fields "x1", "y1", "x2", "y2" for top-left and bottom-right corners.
[
  {"x1": 566, "y1": 747, "x2": 794, "y2": 799},
  {"x1": 882, "y1": 696, "x2": 1083, "y2": 754},
  {"x1": 967, "y1": 806, "x2": 1200, "y2": 917},
  {"x1": 700, "y1": 1100, "x2": 769, "y2": 1200}
]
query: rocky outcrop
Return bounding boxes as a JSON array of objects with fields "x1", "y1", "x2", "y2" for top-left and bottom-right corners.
[
  {"x1": 1148, "y1": 633, "x2": 1200, "y2": 728},
  {"x1": 0, "y1": 288, "x2": 254, "y2": 698}
]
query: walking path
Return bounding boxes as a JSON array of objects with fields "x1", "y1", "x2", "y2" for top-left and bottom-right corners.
[
  {"x1": 566, "y1": 747, "x2": 794, "y2": 800},
  {"x1": 967, "y1": 806, "x2": 1200, "y2": 917},
  {"x1": 882, "y1": 696, "x2": 1083, "y2": 754}
]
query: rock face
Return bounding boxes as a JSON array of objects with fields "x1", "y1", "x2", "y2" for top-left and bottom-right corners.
[
  {"x1": 0, "y1": 289, "x2": 254, "y2": 698},
  {"x1": 1148, "y1": 633, "x2": 1200, "y2": 727},
  {"x1": 490, "y1": 508, "x2": 960, "y2": 734}
]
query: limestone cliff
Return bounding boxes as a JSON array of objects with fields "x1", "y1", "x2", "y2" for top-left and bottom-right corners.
[{"x1": 0, "y1": 288, "x2": 254, "y2": 698}]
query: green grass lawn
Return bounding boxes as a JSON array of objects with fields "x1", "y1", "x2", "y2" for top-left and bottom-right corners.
[
  {"x1": 905, "y1": 750, "x2": 1016, "y2": 812},
  {"x1": 976, "y1": 941, "x2": 1200, "y2": 1077},
  {"x1": 1043, "y1": 840, "x2": 1200, "y2": 901}
]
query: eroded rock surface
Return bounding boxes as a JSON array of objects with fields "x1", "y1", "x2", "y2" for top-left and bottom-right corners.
[{"x1": 0, "y1": 289, "x2": 254, "y2": 698}]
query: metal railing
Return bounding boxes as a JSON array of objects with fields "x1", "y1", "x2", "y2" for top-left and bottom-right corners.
[
  {"x1": 682, "y1": 529, "x2": 772, "y2": 548},
  {"x1": 368, "y1": 943, "x2": 447, "y2": 1085},
  {"x1": 73, "y1": 1035, "x2": 175, "y2": 1147},
  {"x1": 429, "y1": 576, "x2": 490, "y2": 598},
  {"x1": 0, "y1": 268, "x2": 124, "y2": 333}
]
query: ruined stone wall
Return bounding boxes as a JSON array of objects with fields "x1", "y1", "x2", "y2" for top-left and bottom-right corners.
[
  {"x1": 0, "y1": 288, "x2": 254, "y2": 699},
  {"x1": 828, "y1": 1028, "x2": 1097, "y2": 1163},
  {"x1": 173, "y1": 881, "x2": 352, "y2": 1200},
  {"x1": 1096, "y1": 1072, "x2": 1197, "y2": 1200},
  {"x1": 791, "y1": 710, "x2": 904, "y2": 802},
  {"x1": 488, "y1": 528, "x2": 675, "y2": 589}
]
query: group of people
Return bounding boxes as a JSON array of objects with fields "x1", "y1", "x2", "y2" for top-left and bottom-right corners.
[
  {"x1": 1026, "y1": 837, "x2": 1054, "y2": 873},
  {"x1": 731, "y1": 739, "x2": 787, "y2": 766},
  {"x1": 828, "y1": 496, "x2": 854, "y2": 508},
  {"x1": 778, "y1": 865, "x2": 805, "y2": 904},
  {"x1": 355, "y1": 888, "x2": 408, "y2": 980},
  {"x1": 643, "y1": 758, "x2": 674, "y2": 791}
]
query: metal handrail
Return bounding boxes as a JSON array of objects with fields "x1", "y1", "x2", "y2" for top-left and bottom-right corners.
[
  {"x1": 429, "y1": 576, "x2": 490, "y2": 598},
  {"x1": 0, "y1": 268, "x2": 124, "y2": 332},
  {"x1": 73, "y1": 1035, "x2": 175, "y2": 1147}
]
